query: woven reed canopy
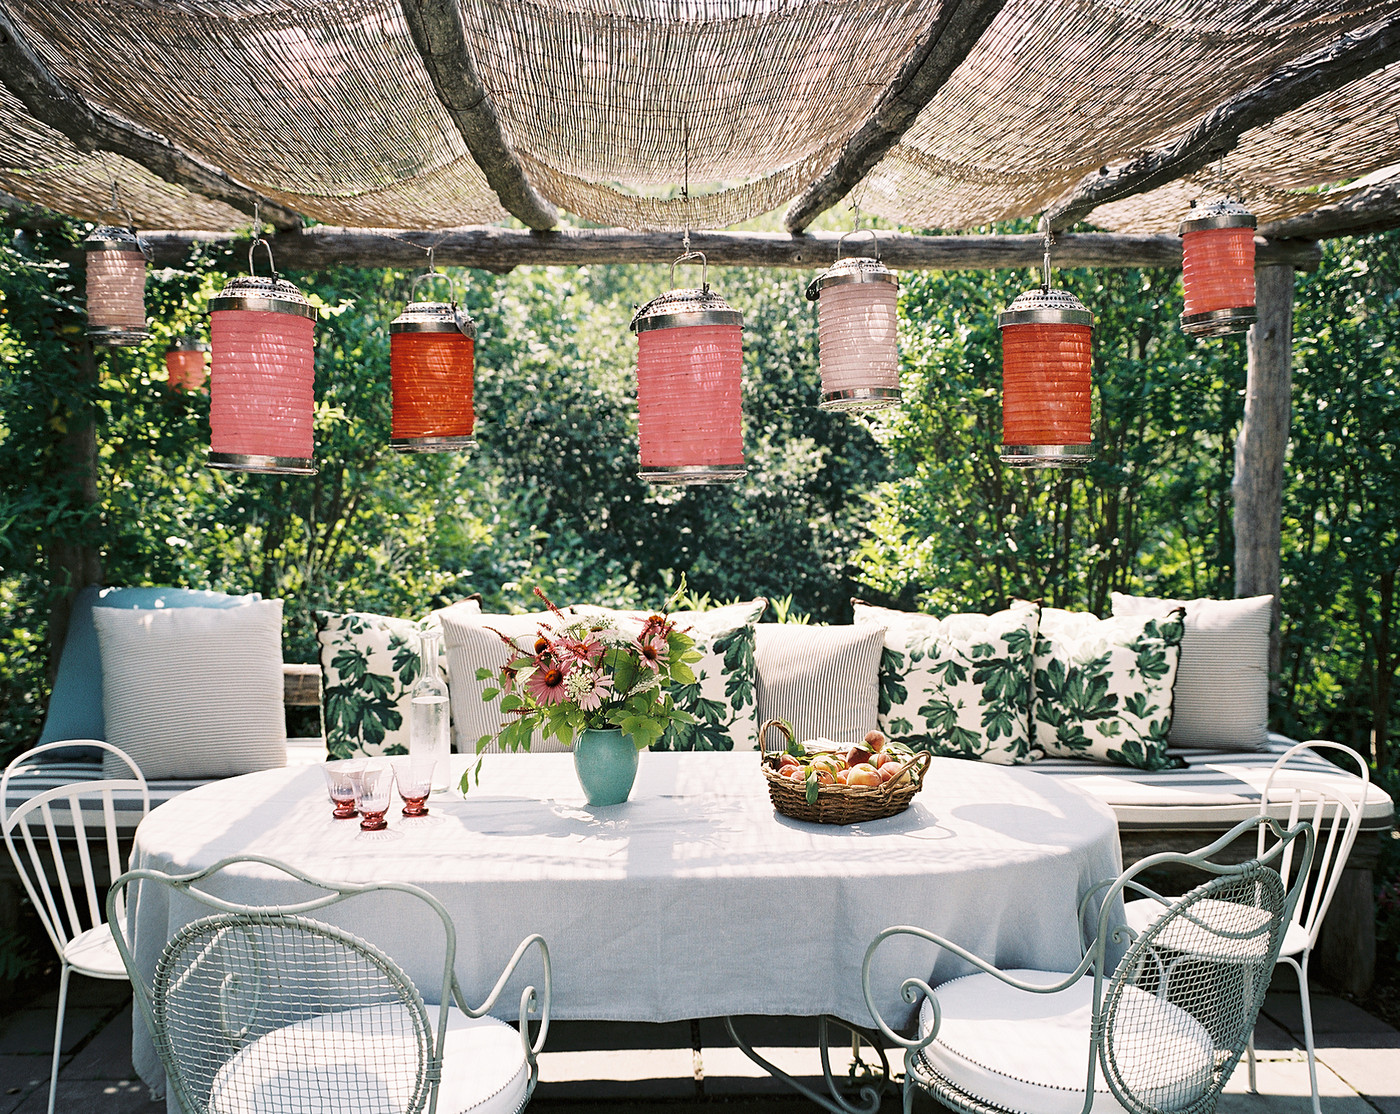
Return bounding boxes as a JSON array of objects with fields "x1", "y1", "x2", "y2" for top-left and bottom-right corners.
[{"x1": 0, "y1": 0, "x2": 1396, "y2": 240}]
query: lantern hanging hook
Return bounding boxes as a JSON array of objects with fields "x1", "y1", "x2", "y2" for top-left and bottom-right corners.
[
  {"x1": 247, "y1": 202, "x2": 279, "y2": 282},
  {"x1": 106, "y1": 179, "x2": 135, "y2": 231},
  {"x1": 1040, "y1": 216, "x2": 1054, "y2": 292}
]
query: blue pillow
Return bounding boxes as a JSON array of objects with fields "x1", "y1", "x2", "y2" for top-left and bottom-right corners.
[{"x1": 37, "y1": 586, "x2": 262, "y2": 760}]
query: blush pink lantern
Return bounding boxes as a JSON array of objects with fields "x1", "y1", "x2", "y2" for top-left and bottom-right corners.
[
  {"x1": 165, "y1": 337, "x2": 210, "y2": 393},
  {"x1": 84, "y1": 224, "x2": 149, "y2": 346},
  {"x1": 805, "y1": 229, "x2": 901, "y2": 412},
  {"x1": 629, "y1": 251, "x2": 745, "y2": 484},
  {"x1": 389, "y1": 272, "x2": 477, "y2": 453},
  {"x1": 207, "y1": 242, "x2": 317, "y2": 475}
]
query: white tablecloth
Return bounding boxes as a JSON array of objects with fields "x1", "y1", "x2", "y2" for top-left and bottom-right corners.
[{"x1": 127, "y1": 751, "x2": 1121, "y2": 1091}]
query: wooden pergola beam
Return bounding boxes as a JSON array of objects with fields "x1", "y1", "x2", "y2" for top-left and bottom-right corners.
[
  {"x1": 1260, "y1": 177, "x2": 1400, "y2": 240},
  {"x1": 139, "y1": 225, "x2": 1322, "y2": 272},
  {"x1": 1044, "y1": 18, "x2": 1400, "y2": 233},
  {"x1": 782, "y1": 0, "x2": 1008, "y2": 234},
  {"x1": 398, "y1": 0, "x2": 558, "y2": 231},
  {"x1": 0, "y1": 7, "x2": 302, "y2": 231}
]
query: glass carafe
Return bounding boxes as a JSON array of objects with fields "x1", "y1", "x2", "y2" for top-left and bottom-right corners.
[{"x1": 410, "y1": 626, "x2": 451, "y2": 791}]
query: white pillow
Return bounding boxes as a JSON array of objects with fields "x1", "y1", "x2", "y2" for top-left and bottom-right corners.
[
  {"x1": 1110, "y1": 593, "x2": 1272, "y2": 751},
  {"x1": 753, "y1": 624, "x2": 885, "y2": 746},
  {"x1": 94, "y1": 600, "x2": 287, "y2": 779}
]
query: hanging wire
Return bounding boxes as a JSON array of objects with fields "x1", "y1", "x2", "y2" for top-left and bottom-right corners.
[
  {"x1": 681, "y1": 117, "x2": 691, "y2": 256},
  {"x1": 248, "y1": 201, "x2": 279, "y2": 281},
  {"x1": 1041, "y1": 216, "x2": 1054, "y2": 291}
]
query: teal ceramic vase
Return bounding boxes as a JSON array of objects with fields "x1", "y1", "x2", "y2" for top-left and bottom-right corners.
[{"x1": 573, "y1": 728, "x2": 639, "y2": 806}]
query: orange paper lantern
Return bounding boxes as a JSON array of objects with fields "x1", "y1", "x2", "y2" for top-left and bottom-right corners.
[
  {"x1": 84, "y1": 225, "x2": 149, "y2": 346},
  {"x1": 207, "y1": 269, "x2": 317, "y2": 475},
  {"x1": 629, "y1": 256, "x2": 745, "y2": 484},
  {"x1": 998, "y1": 287, "x2": 1094, "y2": 468},
  {"x1": 165, "y1": 337, "x2": 210, "y2": 393},
  {"x1": 1180, "y1": 199, "x2": 1257, "y2": 337},
  {"x1": 806, "y1": 233, "x2": 900, "y2": 412},
  {"x1": 389, "y1": 284, "x2": 476, "y2": 453}
]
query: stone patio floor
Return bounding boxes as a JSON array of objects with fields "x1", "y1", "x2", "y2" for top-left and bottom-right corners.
[{"x1": 1, "y1": 976, "x2": 1397, "y2": 1114}]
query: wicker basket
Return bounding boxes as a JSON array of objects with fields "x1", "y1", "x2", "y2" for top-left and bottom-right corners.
[{"x1": 758, "y1": 719, "x2": 931, "y2": 825}]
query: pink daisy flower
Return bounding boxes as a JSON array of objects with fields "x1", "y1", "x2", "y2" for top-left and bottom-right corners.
[
  {"x1": 526, "y1": 663, "x2": 570, "y2": 705},
  {"x1": 566, "y1": 669, "x2": 614, "y2": 711},
  {"x1": 637, "y1": 632, "x2": 669, "y2": 672},
  {"x1": 558, "y1": 634, "x2": 604, "y2": 667}
]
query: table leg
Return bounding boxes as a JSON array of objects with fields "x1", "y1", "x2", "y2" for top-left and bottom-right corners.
[{"x1": 721, "y1": 1014, "x2": 890, "y2": 1114}]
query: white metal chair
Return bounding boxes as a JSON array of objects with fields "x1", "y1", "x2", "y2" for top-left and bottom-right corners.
[
  {"x1": 107, "y1": 853, "x2": 552, "y2": 1114},
  {"x1": 864, "y1": 814, "x2": 1314, "y2": 1114},
  {"x1": 1123, "y1": 740, "x2": 1368, "y2": 1114},
  {"x1": 1, "y1": 739, "x2": 150, "y2": 1114}
]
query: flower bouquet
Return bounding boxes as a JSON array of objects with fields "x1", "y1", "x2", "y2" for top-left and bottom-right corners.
[{"x1": 460, "y1": 588, "x2": 701, "y2": 795}]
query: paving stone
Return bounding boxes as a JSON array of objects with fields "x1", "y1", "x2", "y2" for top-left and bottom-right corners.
[
  {"x1": 10, "y1": 1077, "x2": 155, "y2": 1114},
  {"x1": 60, "y1": 1007, "x2": 134, "y2": 1081},
  {"x1": 1314, "y1": 1045, "x2": 1400, "y2": 1114},
  {"x1": 1264, "y1": 991, "x2": 1400, "y2": 1038},
  {"x1": 1218, "y1": 1055, "x2": 1370, "y2": 1114},
  {"x1": 0, "y1": 1011, "x2": 106, "y2": 1057},
  {"x1": 0, "y1": 1056, "x2": 49, "y2": 1114},
  {"x1": 23, "y1": 981, "x2": 130, "y2": 1014}
]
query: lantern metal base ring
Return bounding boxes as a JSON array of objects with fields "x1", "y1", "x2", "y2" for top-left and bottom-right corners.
[
  {"x1": 209, "y1": 451, "x2": 318, "y2": 476},
  {"x1": 89, "y1": 325, "x2": 151, "y2": 346},
  {"x1": 1181, "y1": 307, "x2": 1257, "y2": 338},
  {"x1": 1000, "y1": 445, "x2": 1094, "y2": 469},
  {"x1": 819, "y1": 387, "x2": 901, "y2": 413},
  {"x1": 638, "y1": 465, "x2": 747, "y2": 485},
  {"x1": 391, "y1": 435, "x2": 478, "y2": 453}
]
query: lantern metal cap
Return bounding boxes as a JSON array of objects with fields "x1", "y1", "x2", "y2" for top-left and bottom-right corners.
[
  {"x1": 998, "y1": 286, "x2": 1094, "y2": 329},
  {"x1": 806, "y1": 255, "x2": 898, "y2": 300},
  {"x1": 168, "y1": 336, "x2": 210, "y2": 353},
  {"x1": 391, "y1": 435, "x2": 478, "y2": 453},
  {"x1": 631, "y1": 287, "x2": 743, "y2": 333},
  {"x1": 209, "y1": 275, "x2": 317, "y2": 319},
  {"x1": 1181, "y1": 306, "x2": 1257, "y2": 337},
  {"x1": 84, "y1": 224, "x2": 145, "y2": 252},
  {"x1": 209, "y1": 451, "x2": 317, "y2": 476},
  {"x1": 1000, "y1": 444, "x2": 1095, "y2": 468},
  {"x1": 639, "y1": 464, "x2": 747, "y2": 484},
  {"x1": 820, "y1": 387, "x2": 902, "y2": 412},
  {"x1": 90, "y1": 324, "x2": 150, "y2": 346},
  {"x1": 1179, "y1": 198, "x2": 1257, "y2": 235},
  {"x1": 390, "y1": 300, "x2": 477, "y2": 337}
]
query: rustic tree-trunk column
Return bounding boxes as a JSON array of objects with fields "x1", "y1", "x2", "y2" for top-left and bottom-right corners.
[{"x1": 1232, "y1": 261, "x2": 1295, "y2": 686}]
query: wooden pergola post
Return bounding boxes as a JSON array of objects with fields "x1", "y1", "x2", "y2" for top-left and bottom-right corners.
[{"x1": 1232, "y1": 259, "x2": 1295, "y2": 687}]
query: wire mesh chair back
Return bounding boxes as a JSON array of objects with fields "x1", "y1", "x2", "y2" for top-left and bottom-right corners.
[
  {"x1": 1257, "y1": 741, "x2": 1368, "y2": 952},
  {"x1": 108, "y1": 855, "x2": 461, "y2": 1114},
  {"x1": 1, "y1": 741, "x2": 148, "y2": 960},
  {"x1": 1096, "y1": 816, "x2": 1313, "y2": 1114}
]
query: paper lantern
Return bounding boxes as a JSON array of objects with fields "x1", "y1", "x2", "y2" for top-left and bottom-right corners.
[
  {"x1": 165, "y1": 337, "x2": 210, "y2": 393},
  {"x1": 998, "y1": 286, "x2": 1094, "y2": 468},
  {"x1": 207, "y1": 273, "x2": 317, "y2": 475},
  {"x1": 1180, "y1": 199, "x2": 1257, "y2": 337},
  {"x1": 84, "y1": 225, "x2": 149, "y2": 346},
  {"x1": 805, "y1": 245, "x2": 900, "y2": 412},
  {"x1": 389, "y1": 289, "x2": 476, "y2": 452},
  {"x1": 629, "y1": 268, "x2": 745, "y2": 484}
]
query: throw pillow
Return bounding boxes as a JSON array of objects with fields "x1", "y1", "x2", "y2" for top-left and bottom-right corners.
[
  {"x1": 1110, "y1": 593, "x2": 1272, "y2": 751},
  {"x1": 437, "y1": 606, "x2": 574, "y2": 754},
  {"x1": 93, "y1": 600, "x2": 287, "y2": 779},
  {"x1": 753, "y1": 623, "x2": 885, "y2": 746},
  {"x1": 315, "y1": 605, "x2": 467, "y2": 760},
  {"x1": 853, "y1": 600, "x2": 1041, "y2": 764},
  {"x1": 575, "y1": 599, "x2": 767, "y2": 751},
  {"x1": 38, "y1": 585, "x2": 262, "y2": 760},
  {"x1": 1033, "y1": 607, "x2": 1186, "y2": 771}
]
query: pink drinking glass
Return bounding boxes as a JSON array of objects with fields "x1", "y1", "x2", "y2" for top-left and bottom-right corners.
[
  {"x1": 354, "y1": 762, "x2": 395, "y2": 834},
  {"x1": 392, "y1": 757, "x2": 435, "y2": 818},
  {"x1": 321, "y1": 760, "x2": 364, "y2": 820}
]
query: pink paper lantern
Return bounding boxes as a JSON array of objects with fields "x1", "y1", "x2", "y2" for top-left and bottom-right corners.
[
  {"x1": 390, "y1": 289, "x2": 477, "y2": 453},
  {"x1": 165, "y1": 337, "x2": 210, "y2": 393},
  {"x1": 84, "y1": 225, "x2": 149, "y2": 346},
  {"x1": 806, "y1": 250, "x2": 900, "y2": 411},
  {"x1": 207, "y1": 274, "x2": 317, "y2": 475},
  {"x1": 998, "y1": 286, "x2": 1095, "y2": 468},
  {"x1": 630, "y1": 277, "x2": 745, "y2": 484},
  {"x1": 1179, "y1": 199, "x2": 1257, "y2": 337}
]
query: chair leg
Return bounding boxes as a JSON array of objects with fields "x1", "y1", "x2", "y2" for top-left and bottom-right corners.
[
  {"x1": 1246, "y1": 1027, "x2": 1257, "y2": 1092},
  {"x1": 47, "y1": 962, "x2": 71, "y2": 1114},
  {"x1": 1291, "y1": 955, "x2": 1321, "y2": 1114}
]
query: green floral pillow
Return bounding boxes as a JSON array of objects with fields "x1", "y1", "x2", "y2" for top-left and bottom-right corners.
[
  {"x1": 315, "y1": 606, "x2": 466, "y2": 760},
  {"x1": 575, "y1": 600, "x2": 766, "y2": 751},
  {"x1": 853, "y1": 600, "x2": 1040, "y2": 764},
  {"x1": 1033, "y1": 607, "x2": 1186, "y2": 771}
]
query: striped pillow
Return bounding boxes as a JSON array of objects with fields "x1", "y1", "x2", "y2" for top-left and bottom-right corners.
[
  {"x1": 754, "y1": 624, "x2": 885, "y2": 746},
  {"x1": 1111, "y1": 593, "x2": 1272, "y2": 751},
  {"x1": 93, "y1": 600, "x2": 287, "y2": 779}
]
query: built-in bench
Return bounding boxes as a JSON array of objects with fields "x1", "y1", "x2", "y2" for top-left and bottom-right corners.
[{"x1": 4, "y1": 665, "x2": 1392, "y2": 995}]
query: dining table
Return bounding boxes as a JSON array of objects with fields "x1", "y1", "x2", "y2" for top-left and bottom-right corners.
[{"x1": 123, "y1": 749, "x2": 1123, "y2": 1098}]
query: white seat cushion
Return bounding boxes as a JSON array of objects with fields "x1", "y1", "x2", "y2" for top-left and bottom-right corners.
[
  {"x1": 62, "y1": 922, "x2": 127, "y2": 979},
  {"x1": 1123, "y1": 897, "x2": 1274, "y2": 961},
  {"x1": 918, "y1": 970, "x2": 1215, "y2": 1114},
  {"x1": 207, "y1": 1003, "x2": 528, "y2": 1114}
]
